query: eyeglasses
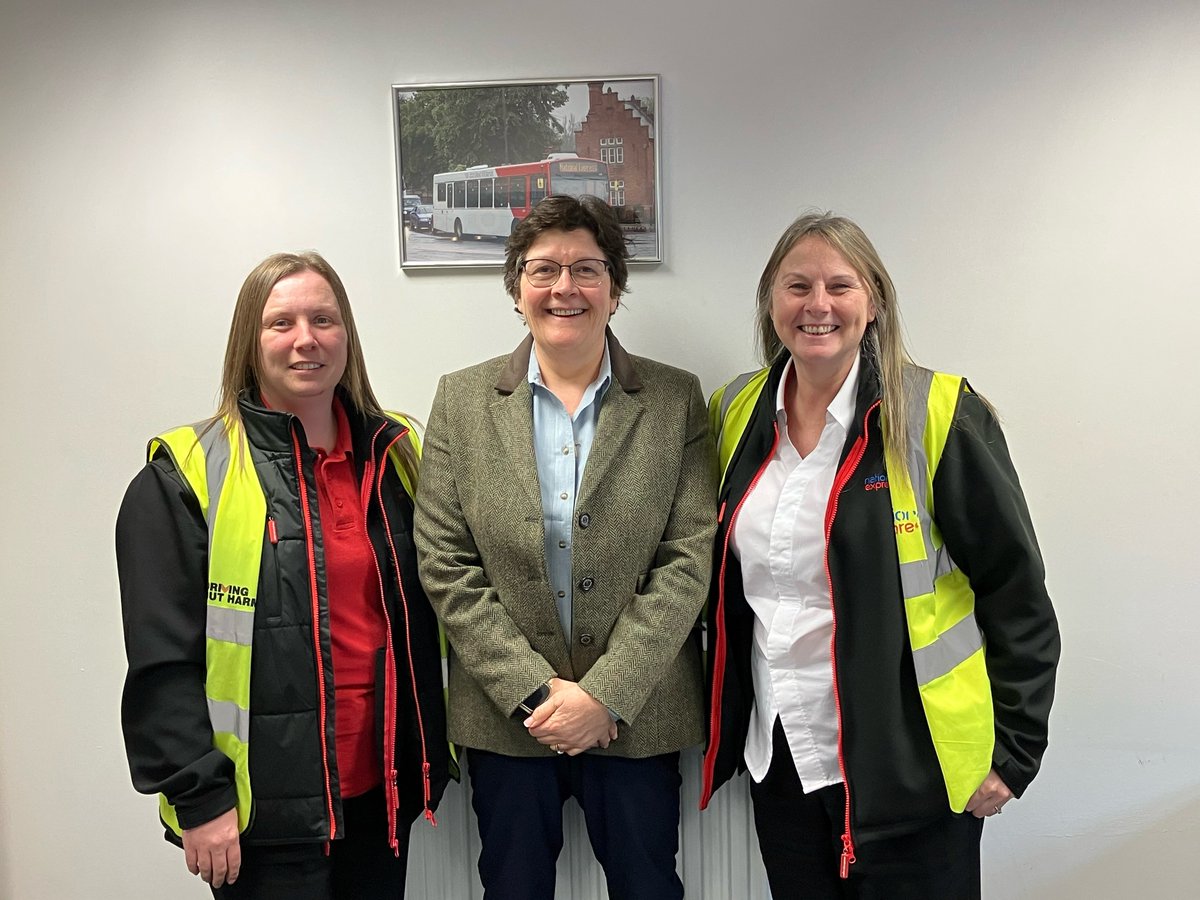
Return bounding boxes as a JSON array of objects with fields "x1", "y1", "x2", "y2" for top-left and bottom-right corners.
[{"x1": 520, "y1": 258, "x2": 610, "y2": 288}]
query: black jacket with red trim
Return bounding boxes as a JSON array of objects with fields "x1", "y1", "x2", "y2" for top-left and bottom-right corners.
[
  {"x1": 117, "y1": 389, "x2": 449, "y2": 845},
  {"x1": 701, "y1": 353, "x2": 1059, "y2": 845}
]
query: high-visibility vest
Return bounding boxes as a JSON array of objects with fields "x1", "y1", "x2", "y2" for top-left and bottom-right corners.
[
  {"x1": 710, "y1": 365, "x2": 993, "y2": 812},
  {"x1": 148, "y1": 413, "x2": 420, "y2": 836}
]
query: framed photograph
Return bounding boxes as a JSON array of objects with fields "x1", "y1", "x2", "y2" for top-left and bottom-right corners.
[{"x1": 392, "y1": 75, "x2": 661, "y2": 269}]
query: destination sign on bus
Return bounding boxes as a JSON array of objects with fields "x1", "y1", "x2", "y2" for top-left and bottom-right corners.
[{"x1": 554, "y1": 161, "x2": 601, "y2": 174}]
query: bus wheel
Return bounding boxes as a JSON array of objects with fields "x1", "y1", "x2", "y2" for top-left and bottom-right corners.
[{"x1": 453, "y1": 219, "x2": 463, "y2": 241}]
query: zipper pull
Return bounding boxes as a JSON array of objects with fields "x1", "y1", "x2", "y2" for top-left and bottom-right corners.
[
  {"x1": 267, "y1": 517, "x2": 278, "y2": 544},
  {"x1": 421, "y1": 762, "x2": 437, "y2": 825},
  {"x1": 717, "y1": 501, "x2": 726, "y2": 524},
  {"x1": 840, "y1": 834, "x2": 856, "y2": 879}
]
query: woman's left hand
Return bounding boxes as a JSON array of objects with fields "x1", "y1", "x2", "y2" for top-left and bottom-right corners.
[
  {"x1": 965, "y1": 768, "x2": 1013, "y2": 818},
  {"x1": 524, "y1": 678, "x2": 617, "y2": 755}
]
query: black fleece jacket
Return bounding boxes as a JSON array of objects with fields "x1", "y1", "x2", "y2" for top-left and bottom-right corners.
[{"x1": 702, "y1": 355, "x2": 1059, "y2": 845}]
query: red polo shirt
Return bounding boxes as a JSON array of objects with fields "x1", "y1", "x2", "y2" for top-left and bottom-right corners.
[{"x1": 314, "y1": 401, "x2": 386, "y2": 798}]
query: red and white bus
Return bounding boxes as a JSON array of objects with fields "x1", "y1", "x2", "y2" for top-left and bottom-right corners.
[{"x1": 432, "y1": 154, "x2": 609, "y2": 240}]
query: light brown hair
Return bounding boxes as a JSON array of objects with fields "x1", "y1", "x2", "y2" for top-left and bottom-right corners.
[{"x1": 211, "y1": 251, "x2": 417, "y2": 478}]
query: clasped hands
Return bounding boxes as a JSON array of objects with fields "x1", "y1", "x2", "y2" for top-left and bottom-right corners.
[{"x1": 523, "y1": 677, "x2": 617, "y2": 756}]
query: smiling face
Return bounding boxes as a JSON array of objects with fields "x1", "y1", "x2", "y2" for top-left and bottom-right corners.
[
  {"x1": 771, "y1": 234, "x2": 877, "y2": 384},
  {"x1": 257, "y1": 269, "x2": 348, "y2": 414},
  {"x1": 516, "y1": 228, "x2": 618, "y2": 364}
]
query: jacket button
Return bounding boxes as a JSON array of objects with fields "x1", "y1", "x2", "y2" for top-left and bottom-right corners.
[
  {"x1": 580, "y1": 577, "x2": 594, "y2": 591},
  {"x1": 578, "y1": 512, "x2": 590, "y2": 528},
  {"x1": 579, "y1": 633, "x2": 594, "y2": 646}
]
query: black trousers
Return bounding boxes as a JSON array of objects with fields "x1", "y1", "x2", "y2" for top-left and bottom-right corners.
[
  {"x1": 212, "y1": 787, "x2": 411, "y2": 900},
  {"x1": 468, "y1": 748, "x2": 684, "y2": 900},
  {"x1": 750, "y1": 720, "x2": 983, "y2": 900}
]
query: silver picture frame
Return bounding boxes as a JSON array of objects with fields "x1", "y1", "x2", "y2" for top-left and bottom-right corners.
[{"x1": 392, "y1": 75, "x2": 662, "y2": 269}]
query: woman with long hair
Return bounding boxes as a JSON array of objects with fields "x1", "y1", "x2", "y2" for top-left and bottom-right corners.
[{"x1": 117, "y1": 251, "x2": 448, "y2": 898}]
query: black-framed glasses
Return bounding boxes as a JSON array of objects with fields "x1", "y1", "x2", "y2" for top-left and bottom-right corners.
[{"x1": 520, "y1": 258, "x2": 610, "y2": 288}]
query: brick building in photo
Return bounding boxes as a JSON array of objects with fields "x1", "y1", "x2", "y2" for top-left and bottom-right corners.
[{"x1": 574, "y1": 82, "x2": 656, "y2": 226}]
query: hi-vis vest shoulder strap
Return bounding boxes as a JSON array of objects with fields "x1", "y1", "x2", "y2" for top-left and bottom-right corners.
[
  {"x1": 711, "y1": 366, "x2": 993, "y2": 812},
  {"x1": 383, "y1": 411, "x2": 421, "y2": 498},
  {"x1": 148, "y1": 414, "x2": 421, "y2": 836},
  {"x1": 710, "y1": 369, "x2": 771, "y2": 483}
]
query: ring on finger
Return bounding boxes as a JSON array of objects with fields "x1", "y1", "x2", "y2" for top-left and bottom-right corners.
[{"x1": 994, "y1": 804, "x2": 1003, "y2": 815}]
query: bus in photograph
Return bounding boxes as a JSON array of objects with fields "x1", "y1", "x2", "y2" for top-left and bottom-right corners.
[{"x1": 432, "y1": 154, "x2": 609, "y2": 240}]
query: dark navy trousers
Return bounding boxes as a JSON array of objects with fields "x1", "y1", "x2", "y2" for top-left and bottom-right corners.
[{"x1": 468, "y1": 748, "x2": 684, "y2": 900}]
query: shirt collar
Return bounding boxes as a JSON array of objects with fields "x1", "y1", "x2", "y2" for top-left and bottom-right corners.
[
  {"x1": 527, "y1": 342, "x2": 613, "y2": 398},
  {"x1": 774, "y1": 352, "x2": 861, "y2": 432}
]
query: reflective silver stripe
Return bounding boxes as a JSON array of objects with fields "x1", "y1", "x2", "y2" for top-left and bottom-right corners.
[
  {"x1": 900, "y1": 558, "x2": 930, "y2": 601},
  {"x1": 207, "y1": 604, "x2": 255, "y2": 646},
  {"x1": 716, "y1": 371, "x2": 760, "y2": 455},
  {"x1": 899, "y1": 367, "x2": 963, "y2": 596},
  {"x1": 207, "y1": 697, "x2": 251, "y2": 743},
  {"x1": 198, "y1": 423, "x2": 233, "y2": 558},
  {"x1": 899, "y1": 546, "x2": 960, "y2": 601},
  {"x1": 933, "y1": 544, "x2": 957, "y2": 582},
  {"x1": 719, "y1": 371, "x2": 759, "y2": 423},
  {"x1": 911, "y1": 613, "x2": 984, "y2": 684}
]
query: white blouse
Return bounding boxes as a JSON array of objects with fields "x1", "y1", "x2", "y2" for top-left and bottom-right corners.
[{"x1": 730, "y1": 354, "x2": 859, "y2": 789}]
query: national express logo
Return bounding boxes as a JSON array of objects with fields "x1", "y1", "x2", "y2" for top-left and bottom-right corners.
[
  {"x1": 208, "y1": 582, "x2": 256, "y2": 608},
  {"x1": 893, "y1": 508, "x2": 921, "y2": 536},
  {"x1": 863, "y1": 473, "x2": 889, "y2": 491}
]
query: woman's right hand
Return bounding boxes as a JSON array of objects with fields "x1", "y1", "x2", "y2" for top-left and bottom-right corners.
[{"x1": 182, "y1": 807, "x2": 241, "y2": 887}]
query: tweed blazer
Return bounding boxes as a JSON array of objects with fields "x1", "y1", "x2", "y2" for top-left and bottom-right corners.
[{"x1": 414, "y1": 330, "x2": 717, "y2": 758}]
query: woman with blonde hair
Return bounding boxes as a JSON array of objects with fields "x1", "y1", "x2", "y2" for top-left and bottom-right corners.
[
  {"x1": 702, "y1": 213, "x2": 1059, "y2": 897},
  {"x1": 117, "y1": 251, "x2": 448, "y2": 898}
]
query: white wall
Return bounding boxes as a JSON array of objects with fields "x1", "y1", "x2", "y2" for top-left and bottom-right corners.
[{"x1": 2, "y1": 0, "x2": 1198, "y2": 896}]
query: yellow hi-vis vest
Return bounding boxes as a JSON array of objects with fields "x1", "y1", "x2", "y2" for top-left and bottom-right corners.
[
  {"x1": 148, "y1": 413, "x2": 421, "y2": 836},
  {"x1": 710, "y1": 365, "x2": 993, "y2": 813}
]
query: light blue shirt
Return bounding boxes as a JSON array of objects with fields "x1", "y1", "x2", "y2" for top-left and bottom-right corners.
[{"x1": 528, "y1": 345, "x2": 612, "y2": 640}]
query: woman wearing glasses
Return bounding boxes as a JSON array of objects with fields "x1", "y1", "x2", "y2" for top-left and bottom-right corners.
[{"x1": 415, "y1": 195, "x2": 716, "y2": 899}]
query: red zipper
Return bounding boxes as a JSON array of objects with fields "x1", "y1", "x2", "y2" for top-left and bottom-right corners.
[
  {"x1": 823, "y1": 399, "x2": 879, "y2": 878},
  {"x1": 356, "y1": 422, "x2": 401, "y2": 852},
  {"x1": 375, "y1": 426, "x2": 437, "y2": 833},
  {"x1": 700, "y1": 422, "x2": 779, "y2": 809},
  {"x1": 292, "y1": 432, "x2": 337, "y2": 841}
]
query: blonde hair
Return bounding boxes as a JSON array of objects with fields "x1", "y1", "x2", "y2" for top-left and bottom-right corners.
[
  {"x1": 210, "y1": 251, "x2": 418, "y2": 479},
  {"x1": 754, "y1": 212, "x2": 913, "y2": 485}
]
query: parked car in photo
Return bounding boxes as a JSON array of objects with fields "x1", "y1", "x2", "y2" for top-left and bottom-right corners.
[{"x1": 406, "y1": 203, "x2": 434, "y2": 232}]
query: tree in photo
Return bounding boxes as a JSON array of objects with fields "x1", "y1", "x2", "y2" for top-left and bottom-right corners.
[{"x1": 399, "y1": 84, "x2": 570, "y2": 197}]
